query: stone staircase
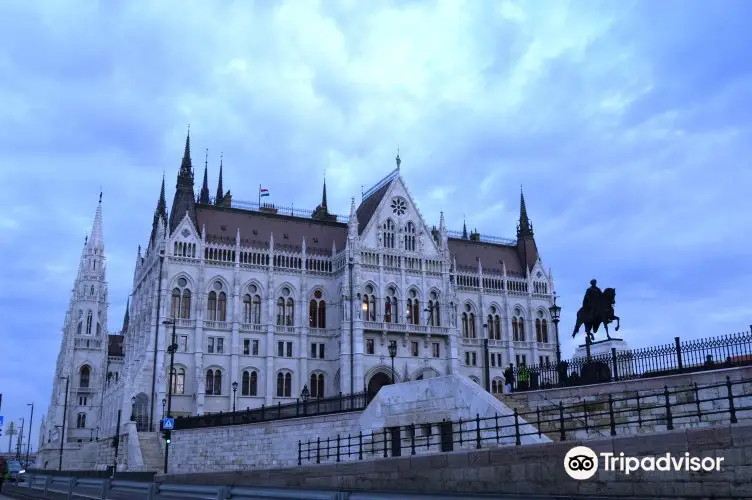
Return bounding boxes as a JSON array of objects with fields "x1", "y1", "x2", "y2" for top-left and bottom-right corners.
[
  {"x1": 137, "y1": 432, "x2": 164, "y2": 471},
  {"x1": 496, "y1": 394, "x2": 607, "y2": 441}
]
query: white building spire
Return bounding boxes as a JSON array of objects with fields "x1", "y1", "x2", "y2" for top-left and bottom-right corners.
[{"x1": 88, "y1": 192, "x2": 104, "y2": 249}]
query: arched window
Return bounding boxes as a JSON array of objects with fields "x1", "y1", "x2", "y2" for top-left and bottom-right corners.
[
  {"x1": 207, "y1": 292, "x2": 217, "y2": 320},
  {"x1": 462, "y1": 304, "x2": 476, "y2": 338},
  {"x1": 384, "y1": 287, "x2": 398, "y2": 323},
  {"x1": 512, "y1": 308, "x2": 525, "y2": 341},
  {"x1": 79, "y1": 365, "x2": 90, "y2": 388},
  {"x1": 85, "y1": 311, "x2": 93, "y2": 335},
  {"x1": 90, "y1": 285, "x2": 95, "y2": 296},
  {"x1": 487, "y1": 306, "x2": 501, "y2": 340},
  {"x1": 76, "y1": 413, "x2": 86, "y2": 429},
  {"x1": 171, "y1": 277, "x2": 192, "y2": 318},
  {"x1": 491, "y1": 380, "x2": 499, "y2": 393},
  {"x1": 383, "y1": 219, "x2": 395, "y2": 249},
  {"x1": 309, "y1": 290, "x2": 326, "y2": 328},
  {"x1": 461, "y1": 313, "x2": 469, "y2": 337},
  {"x1": 276, "y1": 298, "x2": 285, "y2": 326},
  {"x1": 310, "y1": 373, "x2": 325, "y2": 398},
  {"x1": 406, "y1": 289, "x2": 420, "y2": 325},
  {"x1": 171, "y1": 367, "x2": 185, "y2": 395},
  {"x1": 243, "y1": 295, "x2": 253, "y2": 323},
  {"x1": 276, "y1": 372, "x2": 292, "y2": 397},
  {"x1": 251, "y1": 294, "x2": 261, "y2": 324},
  {"x1": 427, "y1": 291, "x2": 440, "y2": 326},
  {"x1": 362, "y1": 287, "x2": 376, "y2": 322},
  {"x1": 285, "y1": 298, "x2": 294, "y2": 326},
  {"x1": 76, "y1": 321, "x2": 82, "y2": 335},
  {"x1": 242, "y1": 370, "x2": 258, "y2": 396},
  {"x1": 404, "y1": 221, "x2": 417, "y2": 251},
  {"x1": 107, "y1": 372, "x2": 113, "y2": 386},
  {"x1": 535, "y1": 312, "x2": 549, "y2": 343},
  {"x1": 217, "y1": 292, "x2": 227, "y2": 321},
  {"x1": 205, "y1": 369, "x2": 222, "y2": 395}
]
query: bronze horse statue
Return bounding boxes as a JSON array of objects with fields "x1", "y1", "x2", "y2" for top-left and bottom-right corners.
[{"x1": 572, "y1": 287, "x2": 620, "y2": 342}]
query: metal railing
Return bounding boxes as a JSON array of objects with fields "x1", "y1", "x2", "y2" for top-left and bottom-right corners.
[
  {"x1": 510, "y1": 330, "x2": 752, "y2": 391},
  {"x1": 298, "y1": 376, "x2": 752, "y2": 465},
  {"x1": 173, "y1": 391, "x2": 370, "y2": 430},
  {"x1": 12, "y1": 472, "x2": 549, "y2": 499}
]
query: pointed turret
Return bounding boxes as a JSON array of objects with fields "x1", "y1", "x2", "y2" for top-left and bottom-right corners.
[
  {"x1": 515, "y1": 187, "x2": 538, "y2": 272},
  {"x1": 348, "y1": 197, "x2": 359, "y2": 237},
  {"x1": 199, "y1": 149, "x2": 210, "y2": 204},
  {"x1": 462, "y1": 220, "x2": 468, "y2": 239},
  {"x1": 312, "y1": 175, "x2": 336, "y2": 221},
  {"x1": 169, "y1": 129, "x2": 198, "y2": 232},
  {"x1": 121, "y1": 298, "x2": 130, "y2": 334},
  {"x1": 88, "y1": 192, "x2": 104, "y2": 249},
  {"x1": 150, "y1": 176, "x2": 169, "y2": 247},
  {"x1": 215, "y1": 154, "x2": 224, "y2": 205}
]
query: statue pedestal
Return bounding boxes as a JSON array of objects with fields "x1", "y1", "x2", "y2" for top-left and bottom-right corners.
[{"x1": 573, "y1": 338, "x2": 635, "y2": 380}]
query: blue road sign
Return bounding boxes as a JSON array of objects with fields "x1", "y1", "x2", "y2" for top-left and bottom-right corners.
[
  {"x1": 0, "y1": 416, "x2": 4, "y2": 427},
  {"x1": 162, "y1": 417, "x2": 174, "y2": 430}
]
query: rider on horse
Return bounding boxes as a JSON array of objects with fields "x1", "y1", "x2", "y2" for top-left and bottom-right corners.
[{"x1": 582, "y1": 279, "x2": 601, "y2": 322}]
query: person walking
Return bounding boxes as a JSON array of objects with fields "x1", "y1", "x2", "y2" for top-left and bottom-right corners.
[{"x1": 503, "y1": 363, "x2": 515, "y2": 393}]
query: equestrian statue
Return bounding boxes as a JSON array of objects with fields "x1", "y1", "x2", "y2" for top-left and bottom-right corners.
[{"x1": 572, "y1": 279, "x2": 620, "y2": 343}]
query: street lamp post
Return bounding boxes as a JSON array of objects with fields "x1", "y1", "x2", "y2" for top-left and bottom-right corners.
[
  {"x1": 388, "y1": 341, "x2": 397, "y2": 384},
  {"x1": 549, "y1": 295, "x2": 562, "y2": 365},
  {"x1": 232, "y1": 381, "x2": 238, "y2": 412},
  {"x1": 162, "y1": 319, "x2": 179, "y2": 474},
  {"x1": 58, "y1": 376, "x2": 69, "y2": 471},
  {"x1": 25, "y1": 402, "x2": 34, "y2": 467}
]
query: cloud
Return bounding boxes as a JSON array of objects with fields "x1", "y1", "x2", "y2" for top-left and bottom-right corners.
[{"x1": 1, "y1": 0, "x2": 751, "y2": 451}]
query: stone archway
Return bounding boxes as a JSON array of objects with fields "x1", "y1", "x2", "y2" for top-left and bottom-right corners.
[
  {"x1": 367, "y1": 372, "x2": 392, "y2": 399},
  {"x1": 133, "y1": 393, "x2": 149, "y2": 432}
]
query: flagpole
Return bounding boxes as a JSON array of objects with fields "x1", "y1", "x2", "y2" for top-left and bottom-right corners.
[{"x1": 258, "y1": 184, "x2": 261, "y2": 208}]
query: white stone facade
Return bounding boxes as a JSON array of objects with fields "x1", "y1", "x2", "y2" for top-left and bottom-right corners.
[
  {"x1": 38, "y1": 197, "x2": 111, "y2": 458},
  {"x1": 44, "y1": 140, "x2": 560, "y2": 454}
]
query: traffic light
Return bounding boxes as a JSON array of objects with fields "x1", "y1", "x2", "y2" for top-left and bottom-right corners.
[{"x1": 162, "y1": 430, "x2": 171, "y2": 444}]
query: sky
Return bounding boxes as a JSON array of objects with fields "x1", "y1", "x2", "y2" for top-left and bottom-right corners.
[{"x1": 1, "y1": 0, "x2": 751, "y2": 452}]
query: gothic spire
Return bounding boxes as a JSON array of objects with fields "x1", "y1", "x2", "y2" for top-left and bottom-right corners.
[
  {"x1": 517, "y1": 186, "x2": 533, "y2": 238},
  {"x1": 177, "y1": 128, "x2": 193, "y2": 186},
  {"x1": 321, "y1": 174, "x2": 328, "y2": 209},
  {"x1": 215, "y1": 153, "x2": 224, "y2": 205},
  {"x1": 121, "y1": 298, "x2": 130, "y2": 334},
  {"x1": 157, "y1": 174, "x2": 167, "y2": 226},
  {"x1": 199, "y1": 148, "x2": 210, "y2": 204},
  {"x1": 462, "y1": 219, "x2": 468, "y2": 239},
  {"x1": 88, "y1": 192, "x2": 104, "y2": 248}
]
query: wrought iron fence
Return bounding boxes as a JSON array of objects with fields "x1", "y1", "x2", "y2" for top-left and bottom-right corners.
[
  {"x1": 203, "y1": 196, "x2": 349, "y2": 223},
  {"x1": 508, "y1": 330, "x2": 752, "y2": 392},
  {"x1": 298, "y1": 376, "x2": 752, "y2": 465},
  {"x1": 172, "y1": 391, "x2": 370, "y2": 430}
]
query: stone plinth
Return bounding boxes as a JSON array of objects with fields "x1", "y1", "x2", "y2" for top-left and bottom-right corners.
[{"x1": 574, "y1": 337, "x2": 635, "y2": 379}]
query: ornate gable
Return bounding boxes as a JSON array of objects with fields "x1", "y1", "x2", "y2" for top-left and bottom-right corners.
[{"x1": 358, "y1": 174, "x2": 441, "y2": 258}]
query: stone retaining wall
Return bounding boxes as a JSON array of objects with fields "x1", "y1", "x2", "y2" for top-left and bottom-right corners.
[{"x1": 159, "y1": 423, "x2": 752, "y2": 498}]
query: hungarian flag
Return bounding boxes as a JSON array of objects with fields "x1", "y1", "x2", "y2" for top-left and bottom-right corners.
[{"x1": 259, "y1": 187, "x2": 269, "y2": 198}]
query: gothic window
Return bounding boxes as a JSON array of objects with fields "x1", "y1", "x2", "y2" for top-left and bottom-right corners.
[
  {"x1": 404, "y1": 221, "x2": 416, "y2": 251},
  {"x1": 384, "y1": 287, "x2": 398, "y2": 323},
  {"x1": 383, "y1": 219, "x2": 395, "y2": 249},
  {"x1": 251, "y1": 294, "x2": 261, "y2": 324},
  {"x1": 96, "y1": 322, "x2": 102, "y2": 335},
  {"x1": 276, "y1": 298, "x2": 285, "y2": 325},
  {"x1": 171, "y1": 367, "x2": 185, "y2": 395},
  {"x1": 76, "y1": 413, "x2": 86, "y2": 429},
  {"x1": 85, "y1": 311, "x2": 93, "y2": 335},
  {"x1": 427, "y1": 291, "x2": 440, "y2": 326},
  {"x1": 406, "y1": 289, "x2": 420, "y2": 325},
  {"x1": 242, "y1": 370, "x2": 258, "y2": 396},
  {"x1": 310, "y1": 373, "x2": 325, "y2": 398},
  {"x1": 536, "y1": 311, "x2": 549, "y2": 343},
  {"x1": 90, "y1": 285, "x2": 95, "y2": 296},
  {"x1": 171, "y1": 277, "x2": 192, "y2": 319},
  {"x1": 286, "y1": 298, "x2": 294, "y2": 326},
  {"x1": 107, "y1": 372, "x2": 113, "y2": 386},
  {"x1": 79, "y1": 365, "x2": 90, "y2": 388},
  {"x1": 243, "y1": 295, "x2": 252, "y2": 323},
  {"x1": 205, "y1": 369, "x2": 222, "y2": 395},
  {"x1": 461, "y1": 304, "x2": 476, "y2": 338},
  {"x1": 488, "y1": 306, "x2": 501, "y2": 340},
  {"x1": 391, "y1": 197, "x2": 407, "y2": 216},
  {"x1": 309, "y1": 289, "x2": 326, "y2": 328},
  {"x1": 207, "y1": 281, "x2": 227, "y2": 322},
  {"x1": 276, "y1": 371, "x2": 292, "y2": 397},
  {"x1": 361, "y1": 293, "x2": 376, "y2": 322},
  {"x1": 512, "y1": 307, "x2": 525, "y2": 341},
  {"x1": 76, "y1": 321, "x2": 82, "y2": 335}
]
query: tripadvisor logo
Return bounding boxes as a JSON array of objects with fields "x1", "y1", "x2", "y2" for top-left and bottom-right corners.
[{"x1": 564, "y1": 446, "x2": 724, "y2": 480}]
